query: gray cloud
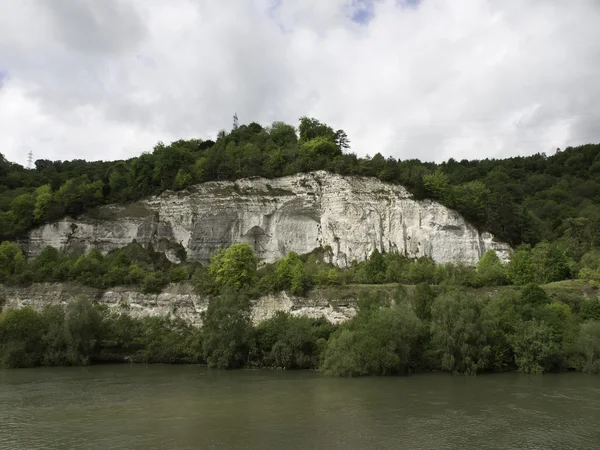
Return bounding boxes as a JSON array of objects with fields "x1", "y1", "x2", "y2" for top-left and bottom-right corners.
[
  {"x1": 39, "y1": 0, "x2": 147, "y2": 54},
  {"x1": 1, "y1": 0, "x2": 600, "y2": 166}
]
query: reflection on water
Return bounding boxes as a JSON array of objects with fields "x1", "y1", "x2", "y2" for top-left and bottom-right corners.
[{"x1": 1, "y1": 366, "x2": 599, "y2": 449}]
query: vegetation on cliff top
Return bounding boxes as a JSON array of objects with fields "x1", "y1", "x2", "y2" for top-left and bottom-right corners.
[{"x1": 2, "y1": 116, "x2": 600, "y2": 253}]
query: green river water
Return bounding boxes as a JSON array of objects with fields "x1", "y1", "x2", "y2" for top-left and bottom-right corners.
[{"x1": 1, "y1": 365, "x2": 599, "y2": 449}]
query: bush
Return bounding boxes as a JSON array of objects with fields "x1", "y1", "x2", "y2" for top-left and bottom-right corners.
[
  {"x1": 0, "y1": 307, "x2": 45, "y2": 368},
  {"x1": 570, "y1": 321, "x2": 600, "y2": 374},
  {"x1": 408, "y1": 257, "x2": 436, "y2": 284},
  {"x1": 580, "y1": 299, "x2": 600, "y2": 321},
  {"x1": 476, "y1": 250, "x2": 508, "y2": 286},
  {"x1": 205, "y1": 244, "x2": 258, "y2": 294},
  {"x1": 321, "y1": 303, "x2": 423, "y2": 376},
  {"x1": 511, "y1": 319, "x2": 562, "y2": 374},
  {"x1": 254, "y1": 312, "x2": 334, "y2": 369}
]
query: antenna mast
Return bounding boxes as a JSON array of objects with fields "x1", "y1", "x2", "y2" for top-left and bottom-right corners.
[{"x1": 27, "y1": 150, "x2": 33, "y2": 169}]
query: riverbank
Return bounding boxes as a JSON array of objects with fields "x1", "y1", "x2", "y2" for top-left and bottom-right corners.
[{"x1": 2, "y1": 283, "x2": 600, "y2": 376}]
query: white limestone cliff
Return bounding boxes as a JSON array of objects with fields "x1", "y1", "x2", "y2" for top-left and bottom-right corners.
[
  {"x1": 22, "y1": 171, "x2": 511, "y2": 265},
  {"x1": 0, "y1": 283, "x2": 357, "y2": 326}
]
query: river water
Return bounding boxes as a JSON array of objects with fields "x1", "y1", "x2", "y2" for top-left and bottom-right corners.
[{"x1": 1, "y1": 365, "x2": 599, "y2": 450}]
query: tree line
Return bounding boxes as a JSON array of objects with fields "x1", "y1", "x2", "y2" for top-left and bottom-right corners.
[
  {"x1": 2, "y1": 116, "x2": 600, "y2": 257},
  {"x1": 2, "y1": 242, "x2": 600, "y2": 374},
  {"x1": 3, "y1": 240, "x2": 599, "y2": 293},
  {"x1": 2, "y1": 283, "x2": 599, "y2": 376}
]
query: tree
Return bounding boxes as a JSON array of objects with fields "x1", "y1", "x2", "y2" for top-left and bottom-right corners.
[
  {"x1": 476, "y1": 250, "x2": 507, "y2": 286},
  {"x1": 411, "y1": 283, "x2": 436, "y2": 322},
  {"x1": 300, "y1": 136, "x2": 341, "y2": 159},
  {"x1": 580, "y1": 299, "x2": 600, "y2": 322},
  {"x1": 365, "y1": 248, "x2": 386, "y2": 284},
  {"x1": 531, "y1": 242, "x2": 572, "y2": 283},
  {"x1": 274, "y1": 252, "x2": 306, "y2": 295},
  {"x1": 298, "y1": 117, "x2": 336, "y2": 143},
  {"x1": 0, "y1": 241, "x2": 27, "y2": 283},
  {"x1": 334, "y1": 129, "x2": 350, "y2": 150},
  {"x1": 207, "y1": 244, "x2": 258, "y2": 294},
  {"x1": 321, "y1": 303, "x2": 423, "y2": 376},
  {"x1": 408, "y1": 257, "x2": 436, "y2": 284},
  {"x1": 430, "y1": 290, "x2": 490, "y2": 374},
  {"x1": 269, "y1": 122, "x2": 298, "y2": 148},
  {"x1": 507, "y1": 246, "x2": 536, "y2": 285},
  {"x1": 571, "y1": 321, "x2": 600, "y2": 374},
  {"x1": 62, "y1": 297, "x2": 102, "y2": 365},
  {"x1": 201, "y1": 289, "x2": 252, "y2": 369},
  {"x1": 423, "y1": 170, "x2": 450, "y2": 200},
  {"x1": 511, "y1": 319, "x2": 561, "y2": 374},
  {"x1": 0, "y1": 307, "x2": 45, "y2": 368}
]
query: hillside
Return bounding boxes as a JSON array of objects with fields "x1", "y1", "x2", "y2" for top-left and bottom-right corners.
[
  {"x1": 1, "y1": 117, "x2": 600, "y2": 258},
  {"x1": 2, "y1": 117, "x2": 600, "y2": 376}
]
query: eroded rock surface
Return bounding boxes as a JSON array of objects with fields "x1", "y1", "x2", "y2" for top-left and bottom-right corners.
[
  {"x1": 0, "y1": 283, "x2": 356, "y2": 325},
  {"x1": 22, "y1": 171, "x2": 511, "y2": 265}
]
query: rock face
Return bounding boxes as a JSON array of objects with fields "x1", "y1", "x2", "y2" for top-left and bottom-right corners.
[
  {"x1": 0, "y1": 283, "x2": 357, "y2": 326},
  {"x1": 22, "y1": 171, "x2": 511, "y2": 266}
]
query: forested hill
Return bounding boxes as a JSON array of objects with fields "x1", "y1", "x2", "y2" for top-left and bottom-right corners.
[{"x1": 1, "y1": 116, "x2": 599, "y2": 257}]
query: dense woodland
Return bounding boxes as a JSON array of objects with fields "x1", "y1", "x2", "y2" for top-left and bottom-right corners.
[
  {"x1": 0, "y1": 244, "x2": 600, "y2": 376},
  {"x1": 2, "y1": 116, "x2": 600, "y2": 375},
  {"x1": 1, "y1": 116, "x2": 600, "y2": 252}
]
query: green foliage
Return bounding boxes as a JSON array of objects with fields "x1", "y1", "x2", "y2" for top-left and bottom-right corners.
[
  {"x1": 434, "y1": 262, "x2": 477, "y2": 286},
  {"x1": 205, "y1": 244, "x2": 258, "y2": 294},
  {"x1": 423, "y1": 170, "x2": 450, "y2": 199},
  {"x1": 321, "y1": 302, "x2": 423, "y2": 377},
  {"x1": 298, "y1": 117, "x2": 336, "y2": 144},
  {"x1": 408, "y1": 257, "x2": 436, "y2": 284},
  {"x1": 0, "y1": 298, "x2": 101, "y2": 368},
  {"x1": 0, "y1": 307, "x2": 45, "y2": 368},
  {"x1": 476, "y1": 250, "x2": 507, "y2": 286},
  {"x1": 254, "y1": 312, "x2": 334, "y2": 369},
  {"x1": 530, "y1": 242, "x2": 572, "y2": 283},
  {"x1": 411, "y1": 283, "x2": 436, "y2": 322},
  {"x1": 517, "y1": 284, "x2": 550, "y2": 320},
  {"x1": 578, "y1": 250, "x2": 600, "y2": 281},
  {"x1": 571, "y1": 321, "x2": 600, "y2": 374},
  {"x1": 580, "y1": 299, "x2": 600, "y2": 321},
  {"x1": 140, "y1": 271, "x2": 169, "y2": 294},
  {"x1": 0, "y1": 242, "x2": 190, "y2": 293},
  {"x1": 201, "y1": 289, "x2": 253, "y2": 369},
  {"x1": 507, "y1": 246, "x2": 536, "y2": 285},
  {"x1": 364, "y1": 249, "x2": 387, "y2": 284},
  {"x1": 134, "y1": 316, "x2": 202, "y2": 364},
  {"x1": 430, "y1": 290, "x2": 490, "y2": 374},
  {"x1": 1, "y1": 126, "x2": 600, "y2": 256},
  {"x1": 0, "y1": 241, "x2": 28, "y2": 284},
  {"x1": 274, "y1": 252, "x2": 306, "y2": 295},
  {"x1": 1, "y1": 298, "x2": 202, "y2": 368},
  {"x1": 511, "y1": 320, "x2": 562, "y2": 374}
]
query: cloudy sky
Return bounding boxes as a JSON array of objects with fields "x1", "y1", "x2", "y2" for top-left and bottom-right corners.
[{"x1": 1, "y1": 0, "x2": 600, "y2": 166}]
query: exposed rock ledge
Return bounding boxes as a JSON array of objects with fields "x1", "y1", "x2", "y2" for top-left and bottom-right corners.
[
  {"x1": 0, "y1": 283, "x2": 357, "y2": 326},
  {"x1": 21, "y1": 171, "x2": 511, "y2": 266}
]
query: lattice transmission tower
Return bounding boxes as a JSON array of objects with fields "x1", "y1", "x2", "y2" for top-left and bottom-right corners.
[{"x1": 27, "y1": 150, "x2": 33, "y2": 169}]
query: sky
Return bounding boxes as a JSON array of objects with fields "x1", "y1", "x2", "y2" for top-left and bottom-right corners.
[{"x1": 1, "y1": 0, "x2": 600, "y2": 166}]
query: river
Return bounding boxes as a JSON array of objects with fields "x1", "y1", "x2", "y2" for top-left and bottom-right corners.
[{"x1": 1, "y1": 365, "x2": 599, "y2": 449}]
